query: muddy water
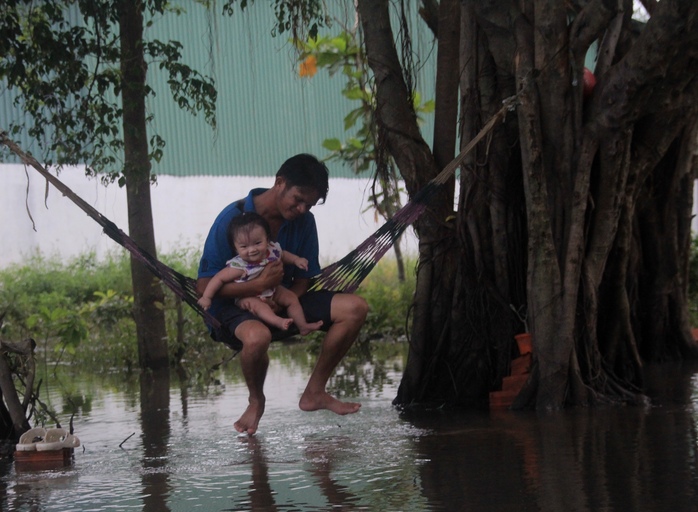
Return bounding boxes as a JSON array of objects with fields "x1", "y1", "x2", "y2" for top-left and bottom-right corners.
[{"x1": 1, "y1": 343, "x2": 697, "y2": 511}]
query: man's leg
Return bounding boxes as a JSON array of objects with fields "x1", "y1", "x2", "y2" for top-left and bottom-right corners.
[
  {"x1": 299, "y1": 293, "x2": 368, "y2": 415},
  {"x1": 234, "y1": 319, "x2": 273, "y2": 435}
]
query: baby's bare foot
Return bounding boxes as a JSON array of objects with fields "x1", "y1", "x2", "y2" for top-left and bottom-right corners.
[{"x1": 271, "y1": 317, "x2": 294, "y2": 331}]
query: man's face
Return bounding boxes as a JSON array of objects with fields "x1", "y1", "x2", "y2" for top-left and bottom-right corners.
[{"x1": 277, "y1": 181, "x2": 320, "y2": 220}]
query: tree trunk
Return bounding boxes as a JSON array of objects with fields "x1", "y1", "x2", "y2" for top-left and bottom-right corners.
[
  {"x1": 357, "y1": 0, "x2": 698, "y2": 411},
  {"x1": 119, "y1": 0, "x2": 169, "y2": 370},
  {"x1": 0, "y1": 355, "x2": 30, "y2": 437},
  {"x1": 633, "y1": 124, "x2": 698, "y2": 361}
]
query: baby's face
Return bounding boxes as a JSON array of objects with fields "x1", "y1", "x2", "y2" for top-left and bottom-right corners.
[{"x1": 234, "y1": 225, "x2": 269, "y2": 264}]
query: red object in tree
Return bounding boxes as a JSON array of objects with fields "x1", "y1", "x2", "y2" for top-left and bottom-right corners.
[{"x1": 583, "y1": 67, "x2": 596, "y2": 97}]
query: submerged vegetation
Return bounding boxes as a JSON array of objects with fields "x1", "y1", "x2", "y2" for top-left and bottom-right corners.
[{"x1": 0, "y1": 249, "x2": 416, "y2": 376}]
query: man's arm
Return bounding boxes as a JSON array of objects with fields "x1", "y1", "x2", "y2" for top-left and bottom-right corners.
[{"x1": 196, "y1": 259, "x2": 284, "y2": 299}]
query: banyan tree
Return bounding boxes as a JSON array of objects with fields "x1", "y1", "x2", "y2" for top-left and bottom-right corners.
[{"x1": 353, "y1": 0, "x2": 698, "y2": 409}]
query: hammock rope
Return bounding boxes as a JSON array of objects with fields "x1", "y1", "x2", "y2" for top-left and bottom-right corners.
[
  {"x1": 0, "y1": 93, "x2": 517, "y2": 334},
  {"x1": 0, "y1": 134, "x2": 222, "y2": 330},
  {"x1": 308, "y1": 94, "x2": 518, "y2": 292}
]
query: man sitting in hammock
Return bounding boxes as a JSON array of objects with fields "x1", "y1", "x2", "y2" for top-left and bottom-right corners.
[{"x1": 196, "y1": 154, "x2": 367, "y2": 435}]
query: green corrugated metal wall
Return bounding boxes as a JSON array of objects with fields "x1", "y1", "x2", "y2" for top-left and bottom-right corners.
[
  {"x1": 147, "y1": 2, "x2": 357, "y2": 178},
  {"x1": 1, "y1": 2, "x2": 437, "y2": 179},
  {"x1": 147, "y1": 2, "x2": 436, "y2": 178}
]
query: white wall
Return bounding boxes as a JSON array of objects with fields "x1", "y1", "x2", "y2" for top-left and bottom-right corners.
[{"x1": 1, "y1": 164, "x2": 416, "y2": 268}]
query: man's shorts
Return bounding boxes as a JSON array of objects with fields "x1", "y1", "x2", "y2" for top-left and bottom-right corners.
[{"x1": 210, "y1": 290, "x2": 337, "y2": 351}]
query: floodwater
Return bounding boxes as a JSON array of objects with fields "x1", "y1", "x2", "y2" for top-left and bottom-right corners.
[{"x1": 1, "y1": 342, "x2": 698, "y2": 512}]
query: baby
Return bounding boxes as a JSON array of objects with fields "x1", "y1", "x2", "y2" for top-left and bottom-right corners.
[{"x1": 198, "y1": 212, "x2": 323, "y2": 335}]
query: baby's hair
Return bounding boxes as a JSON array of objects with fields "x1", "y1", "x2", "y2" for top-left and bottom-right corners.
[{"x1": 227, "y1": 212, "x2": 272, "y2": 251}]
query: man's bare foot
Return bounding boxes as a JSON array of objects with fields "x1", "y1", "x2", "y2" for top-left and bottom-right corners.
[
  {"x1": 299, "y1": 390, "x2": 361, "y2": 415},
  {"x1": 234, "y1": 398, "x2": 265, "y2": 435},
  {"x1": 298, "y1": 320, "x2": 323, "y2": 336}
]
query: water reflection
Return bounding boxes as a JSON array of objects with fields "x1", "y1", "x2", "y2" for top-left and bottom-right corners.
[
  {"x1": 406, "y1": 360, "x2": 698, "y2": 511},
  {"x1": 0, "y1": 347, "x2": 697, "y2": 511},
  {"x1": 228, "y1": 430, "x2": 366, "y2": 510},
  {"x1": 304, "y1": 437, "x2": 358, "y2": 508},
  {"x1": 139, "y1": 368, "x2": 171, "y2": 512},
  {"x1": 236, "y1": 436, "x2": 277, "y2": 511},
  {"x1": 230, "y1": 435, "x2": 360, "y2": 510}
]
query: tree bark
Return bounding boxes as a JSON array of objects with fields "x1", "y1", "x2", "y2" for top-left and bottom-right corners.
[
  {"x1": 119, "y1": 0, "x2": 169, "y2": 370},
  {"x1": 432, "y1": 0, "x2": 460, "y2": 186}
]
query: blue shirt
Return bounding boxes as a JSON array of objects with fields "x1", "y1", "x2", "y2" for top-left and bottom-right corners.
[{"x1": 197, "y1": 188, "x2": 321, "y2": 316}]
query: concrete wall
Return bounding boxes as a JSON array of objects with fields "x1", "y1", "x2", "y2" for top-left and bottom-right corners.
[{"x1": 1, "y1": 164, "x2": 417, "y2": 269}]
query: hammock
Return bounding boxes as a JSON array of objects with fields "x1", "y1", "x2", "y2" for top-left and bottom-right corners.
[{"x1": 0, "y1": 95, "x2": 515, "y2": 337}]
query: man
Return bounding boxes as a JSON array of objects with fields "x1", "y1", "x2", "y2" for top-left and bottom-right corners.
[{"x1": 197, "y1": 154, "x2": 368, "y2": 435}]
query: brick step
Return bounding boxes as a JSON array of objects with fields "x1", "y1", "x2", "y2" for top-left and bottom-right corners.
[
  {"x1": 489, "y1": 389, "x2": 518, "y2": 409},
  {"x1": 510, "y1": 353, "x2": 532, "y2": 375},
  {"x1": 502, "y1": 373, "x2": 529, "y2": 392},
  {"x1": 489, "y1": 335, "x2": 534, "y2": 410},
  {"x1": 514, "y1": 333, "x2": 532, "y2": 355}
]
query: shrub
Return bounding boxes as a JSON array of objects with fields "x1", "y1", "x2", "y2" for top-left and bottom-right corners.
[
  {"x1": 0, "y1": 249, "x2": 415, "y2": 373},
  {"x1": 355, "y1": 256, "x2": 415, "y2": 340}
]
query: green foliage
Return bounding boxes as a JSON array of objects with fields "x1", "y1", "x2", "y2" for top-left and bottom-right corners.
[
  {"x1": 294, "y1": 29, "x2": 433, "y2": 263},
  {"x1": 355, "y1": 257, "x2": 415, "y2": 340},
  {"x1": 222, "y1": 0, "x2": 329, "y2": 40},
  {"x1": 0, "y1": 250, "x2": 228, "y2": 373},
  {"x1": 0, "y1": 253, "x2": 134, "y2": 368},
  {"x1": 0, "y1": 249, "x2": 414, "y2": 374},
  {"x1": 84, "y1": 290, "x2": 134, "y2": 328},
  {"x1": 296, "y1": 31, "x2": 373, "y2": 173},
  {"x1": 295, "y1": 30, "x2": 433, "y2": 175},
  {"x1": 27, "y1": 305, "x2": 88, "y2": 357},
  {"x1": 0, "y1": 1, "x2": 216, "y2": 178},
  {"x1": 0, "y1": 253, "x2": 130, "y2": 340}
]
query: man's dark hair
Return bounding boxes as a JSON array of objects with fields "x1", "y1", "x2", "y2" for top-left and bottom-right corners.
[
  {"x1": 276, "y1": 154, "x2": 329, "y2": 204},
  {"x1": 227, "y1": 212, "x2": 272, "y2": 252}
]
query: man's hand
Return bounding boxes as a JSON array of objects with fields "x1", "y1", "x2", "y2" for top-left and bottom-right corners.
[{"x1": 258, "y1": 259, "x2": 284, "y2": 291}]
